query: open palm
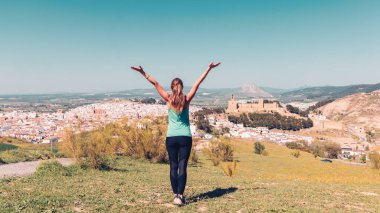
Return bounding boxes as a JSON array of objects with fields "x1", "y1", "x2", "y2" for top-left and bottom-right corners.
[{"x1": 131, "y1": 66, "x2": 144, "y2": 73}]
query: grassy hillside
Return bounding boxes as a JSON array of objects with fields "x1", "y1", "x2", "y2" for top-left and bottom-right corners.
[
  {"x1": 1, "y1": 140, "x2": 380, "y2": 212},
  {"x1": 318, "y1": 91, "x2": 380, "y2": 129}
]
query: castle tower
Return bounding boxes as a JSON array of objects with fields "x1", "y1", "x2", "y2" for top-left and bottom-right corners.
[
  {"x1": 227, "y1": 94, "x2": 238, "y2": 113},
  {"x1": 258, "y1": 99, "x2": 264, "y2": 109}
]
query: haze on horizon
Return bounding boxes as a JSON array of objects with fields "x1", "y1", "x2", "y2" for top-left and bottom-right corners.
[{"x1": 1, "y1": 0, "x2": 380, "y2": 94}]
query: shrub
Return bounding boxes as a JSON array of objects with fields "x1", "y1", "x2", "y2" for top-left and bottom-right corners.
[
  {"x1": 288, "y1": 140, "x2": 341, "y2": 159},
  {"x1": 205, "y1": 137, "x2": 234, "y2": 166},
  {"x1": 63, "y1": 117, "x2": 170, "y2": 169},
  {"x1": 120, "y1": 117, "x2": 168, "y2": 163},
  {"x1": 368, "y1": 151, "x2": 380, "y2": 169},
  {"x1": 309, "y1": 141, "x2": 324, "y2": 158},
  {"x1": 360, "y1": 154, "x2": 367, "y2": 164},
  {"x1": 323, "y1": 142, "x2": 341, "y2": 159},
  {"x1": 291, "y1": 150, "x2": 301, "y2": 158},
  {"x1": 35, "y1": 161, "x2": 79, "y2": 177},
  {"x1": 285, "y1": 141, "x2": 309, "y2": 152},
  {"x1": 254, "y1": 142, "x2": 265, "y2": 155},
  {"x1": 63, "y1": 126, "x2": 117, "y2": 170},
  {"x1": 222, "y1": 161, "x2": 238, "y2": 177}
]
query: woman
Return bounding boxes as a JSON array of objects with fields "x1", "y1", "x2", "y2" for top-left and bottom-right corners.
[{"x1": 131, "y1": 62, "x2": 221, "y2": 206}]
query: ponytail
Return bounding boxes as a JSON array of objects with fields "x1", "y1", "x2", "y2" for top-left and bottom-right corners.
[{"x1": 170, "y1": 78, "x2": 186, "y2": 114}]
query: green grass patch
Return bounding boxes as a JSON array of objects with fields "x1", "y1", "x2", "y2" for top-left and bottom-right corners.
[
  {"x1": 1, "y1": 140, "x2": 380, "y2": 212},
  {"x1": 0, "y1": 143, "x2": 18, "y2": 152},
  {"x1": 35, "y1": 161, "x2": 80, "y2": 177}
]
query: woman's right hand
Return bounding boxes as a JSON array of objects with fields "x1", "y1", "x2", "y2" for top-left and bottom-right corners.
[{"x1": 131, "y1": 66, "x2": 144, "y2": 73}]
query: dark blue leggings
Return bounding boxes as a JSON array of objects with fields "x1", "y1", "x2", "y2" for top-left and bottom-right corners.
[{"x1": 166, "y1": 136, "x2": 192, "y2": 195}]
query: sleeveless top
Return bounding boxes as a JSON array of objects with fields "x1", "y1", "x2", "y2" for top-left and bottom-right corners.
[{"x1": 167, "y1": 107, "x2": 192, "y2": 137}]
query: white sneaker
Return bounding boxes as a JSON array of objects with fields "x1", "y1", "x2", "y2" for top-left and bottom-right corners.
[{"x1": 173, "y1": 195, "x2": 183, "y2": 206}]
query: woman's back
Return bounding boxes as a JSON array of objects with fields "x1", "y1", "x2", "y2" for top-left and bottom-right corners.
[{"x1": 167, "y1": 107, "x2": 191, "y2": 137}]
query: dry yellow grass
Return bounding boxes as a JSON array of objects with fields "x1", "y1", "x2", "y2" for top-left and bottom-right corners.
[{"x1": 234, "y1": 139, "x2": 380, "y2": 184}]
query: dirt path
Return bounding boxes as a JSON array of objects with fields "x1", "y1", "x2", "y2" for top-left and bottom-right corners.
[{"x1": 0, "y1": 158, "x2": 75, "y2": 179}]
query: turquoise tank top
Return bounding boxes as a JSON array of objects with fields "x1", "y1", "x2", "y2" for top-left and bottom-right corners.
[{"x1": 167, "y1": 108, "x2": 192, "y2": 137}]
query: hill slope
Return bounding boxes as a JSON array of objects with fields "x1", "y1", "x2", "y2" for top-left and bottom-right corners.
[
  {"x1": 318, "y1": 90, "x2": 380, "y2": 128},
  {"x1": 1, "y1": 140, "x2": 380, "y2": 212}
]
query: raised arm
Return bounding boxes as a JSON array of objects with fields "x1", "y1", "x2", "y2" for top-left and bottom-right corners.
[
  {"x1": 131, "y1": 66, "x2": 170, "y2": 102},
  {"x1": 186, "y1": 62, "x2": 221, "y2": 103}
]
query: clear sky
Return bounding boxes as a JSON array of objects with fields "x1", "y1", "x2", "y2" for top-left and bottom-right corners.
[{"x1": 0, "y1": 0, "x2": 379, "y2": 94}]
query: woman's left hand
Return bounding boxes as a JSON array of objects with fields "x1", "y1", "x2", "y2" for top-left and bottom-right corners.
[{"x1": 131, "y1": 66, "x2": 144, "y2": 73}]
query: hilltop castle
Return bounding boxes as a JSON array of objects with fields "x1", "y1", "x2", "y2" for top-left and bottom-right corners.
[{"x1": 226, "y1": 95, "x2": 283, "y2": 114}]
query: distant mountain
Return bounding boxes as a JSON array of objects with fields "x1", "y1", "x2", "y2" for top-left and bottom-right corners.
[
  {"x1": 3, "y1": 83, "x2": 380, "y2": 107},
  {"x1": 118, "y1": 84, "x2": 273, "y2": 106},
  {"x1": 241, "y1": 84, "x2": 273, "y2": 97},
  {"x1": 277, "y1": 83, "x2": 380, "y2": 103},
  {"x1": 318, "y1": 90, "x2": 380, "y2": 129}
]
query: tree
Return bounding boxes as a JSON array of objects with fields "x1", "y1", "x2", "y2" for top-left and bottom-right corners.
[
  {"x1": 286, "y1": 105, "x2": 300, "y2": 115},
  {"x1": 141, "y1": 98, "x2": 156, "y2": 104},
  {"x1": 324, "y1": 142, "x2": 341, "y2": 159},
  {"x1": 195, "y1": 115, "x2": 213, "y2": 134},
  {"x1": 254, "y1": 142, "x2": 265, "y2": 155},
  {"x1": 228, "y1": 112, "x2": 313, "y2": 131},
  {"x1": 366, "y1": 130, "x2": 375, "y2": 143}
]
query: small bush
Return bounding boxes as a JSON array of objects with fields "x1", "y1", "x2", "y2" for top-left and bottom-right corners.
[
  {"x1": 63, "y1": 126, "x2": 119, "y2": 170},
  {"x1": 360, "y1": 154, "x2": 367, "y2": 164},
  {"x1": 368, "y1": 151, "x2": 380, "y2": 169},
  {"x1": 254, "y1": 142, "x2": 265, "y2": 155},
  {"x1": 205, "y1": 137, "x2": 234, "y2": 166},
  {"x1": 291, "y1": 150, "x2": 301, "y2": 158},
  {"x1": 285, "y1": 141, "x2": 310, "y2": 152},
  {"x1": 35, "y1": 161, "x2": 79, "y2": 177},
  {"x1": 287, "y1": 140, "x2": 341, "y2": 159},
  {"x1": 222, "y1": 161, "x2": 238, "y2": 177}
]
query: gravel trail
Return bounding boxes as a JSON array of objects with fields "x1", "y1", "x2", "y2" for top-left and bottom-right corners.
[{"x1": 0, "y1": 158, "x2": 75, "y2": 179}]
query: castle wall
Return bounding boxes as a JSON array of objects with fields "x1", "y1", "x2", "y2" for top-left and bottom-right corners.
[{"x1": 226, "y1": 97, "x2": 280, "y2": 114}]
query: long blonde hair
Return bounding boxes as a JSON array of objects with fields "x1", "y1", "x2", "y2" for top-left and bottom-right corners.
[{"x1": 170, "y1": 78, "x2": 186, "y2": 114}]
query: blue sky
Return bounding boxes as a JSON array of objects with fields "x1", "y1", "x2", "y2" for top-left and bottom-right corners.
[{"x1": 0, "y1": 0, "x2": 379, "y2": 94}]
